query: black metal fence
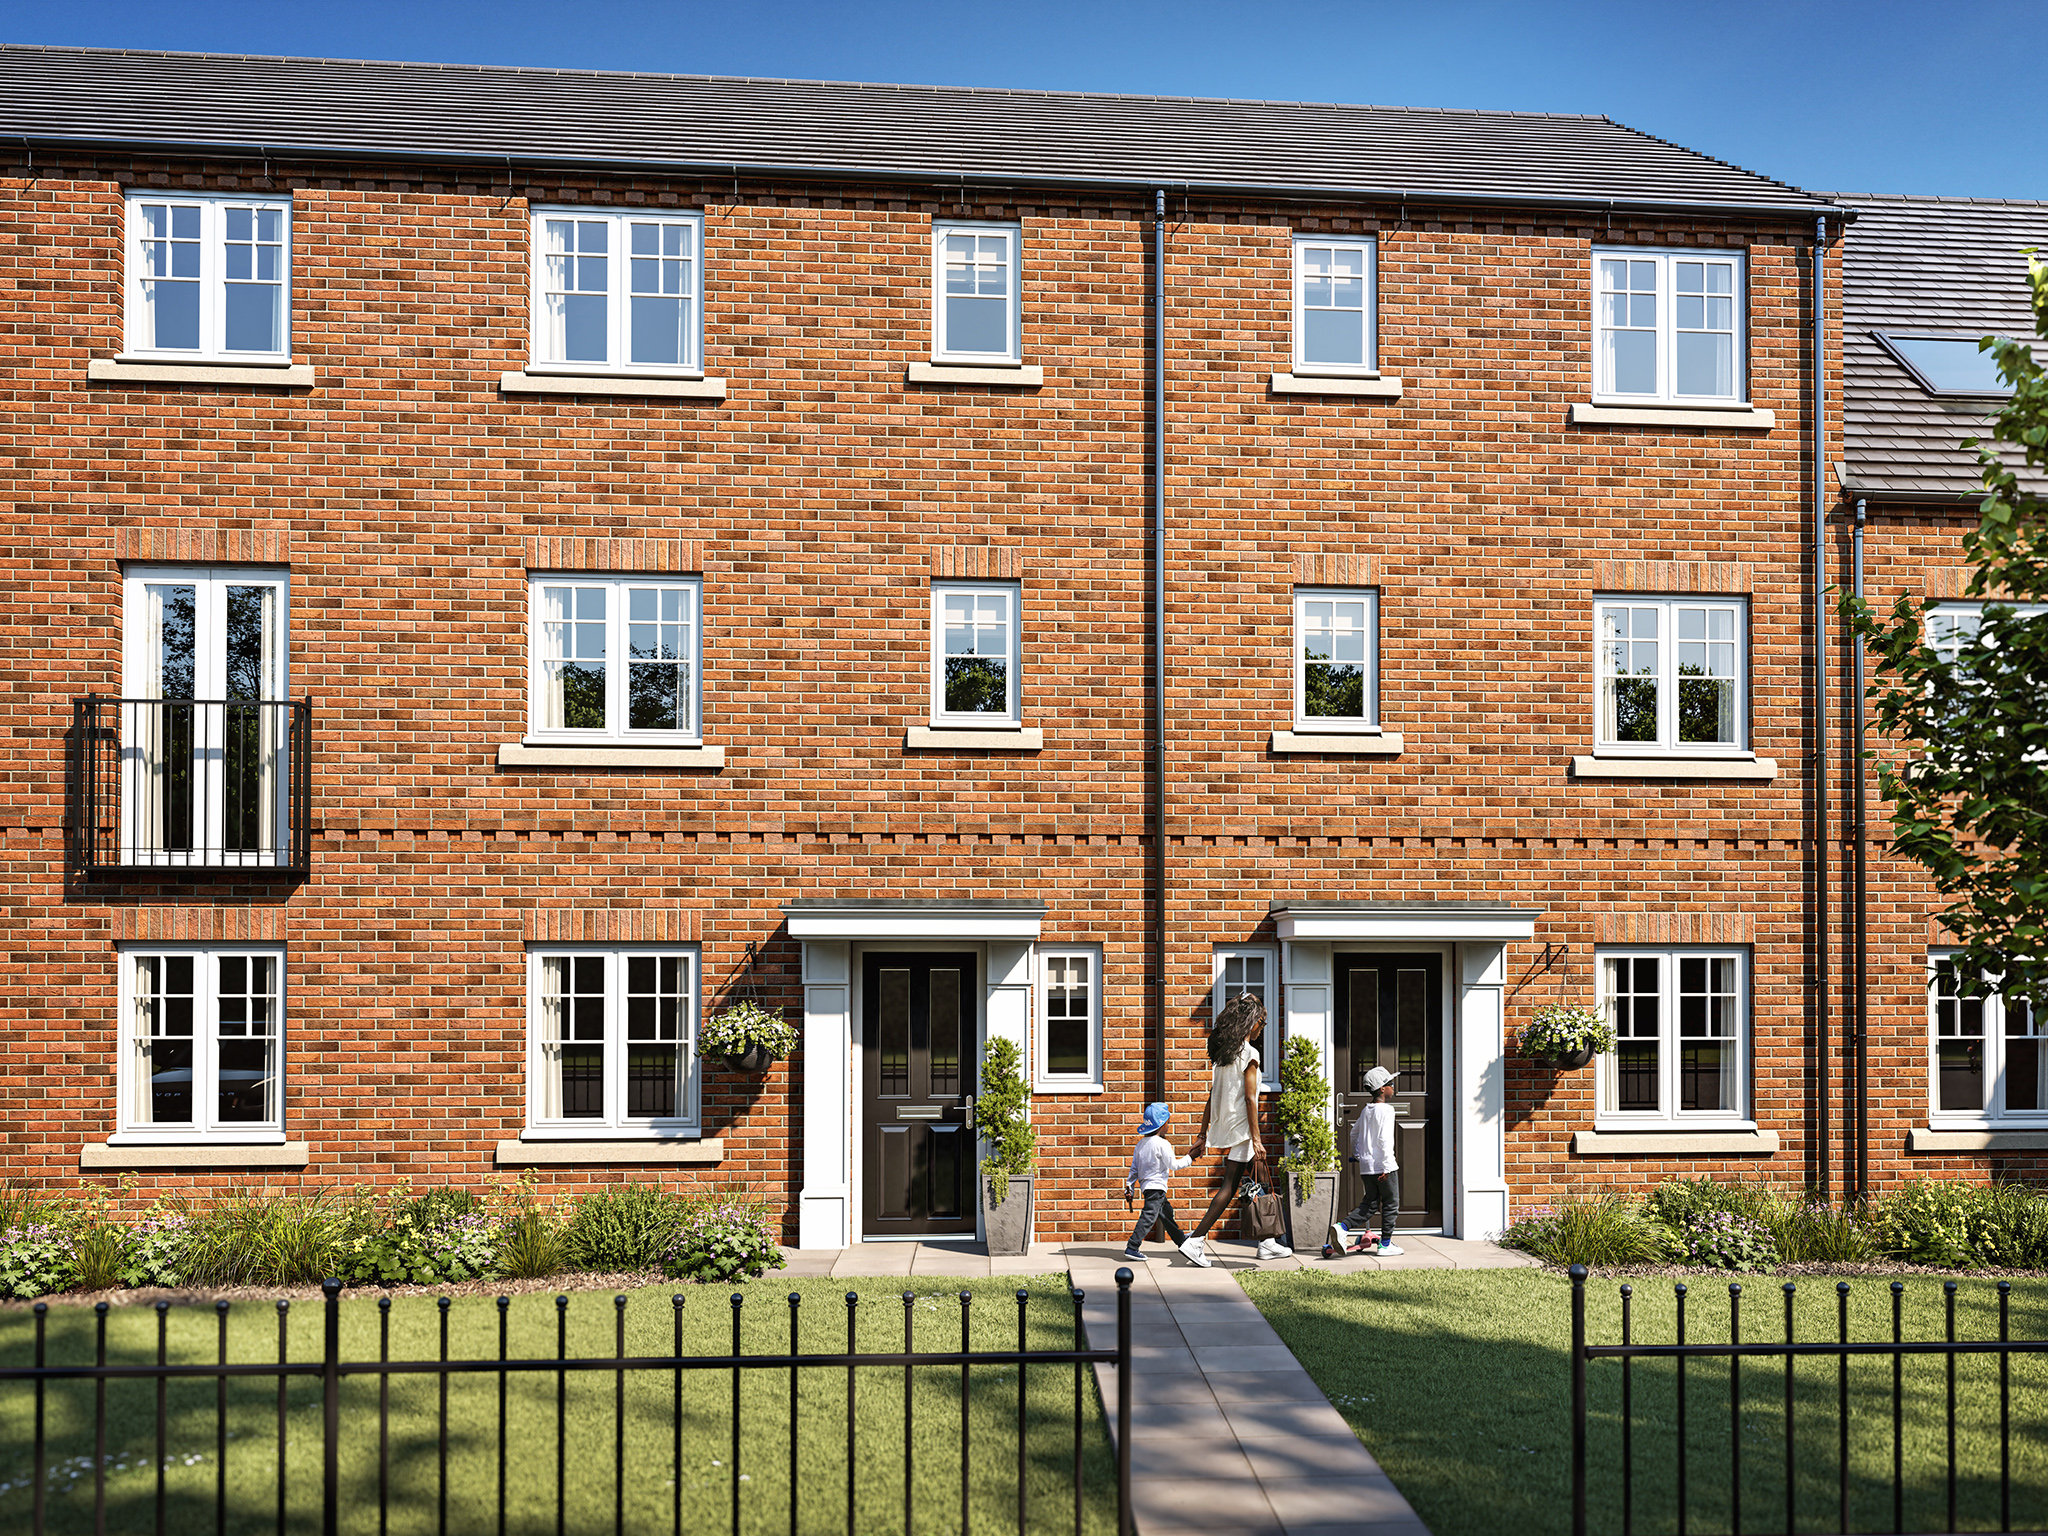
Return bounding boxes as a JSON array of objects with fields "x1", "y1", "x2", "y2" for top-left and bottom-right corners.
[
  {"x1": 71, "y1": 696, "x2": 312, "y2": 875},
  {"x1": 2, "y1": 1272, "x2": 1132, "y2": 1536},
  {"x1": 1569, "y1": 1262, "x2": 2048, "y2": 1536}
]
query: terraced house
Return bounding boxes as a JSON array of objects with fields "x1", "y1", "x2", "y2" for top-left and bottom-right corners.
[{"x1": 4, "y1": 44, "x2": 1896, "y2": 1247}]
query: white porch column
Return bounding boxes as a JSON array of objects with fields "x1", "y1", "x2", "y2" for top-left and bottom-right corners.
[
  {"x1": 1281, "y1": 942, "x2": 1335, "y2": 1142},
  {"x1": 1455, "y1": 941, "x2": 1511, "y2": 1239},
  {"x1": 797, "y1": 940, "x2": 851, "y2": 1249}
]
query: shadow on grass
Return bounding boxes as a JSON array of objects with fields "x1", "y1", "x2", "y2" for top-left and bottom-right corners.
[
  {"x1": 0, "y1": 1276, "x2": 1117, "y2": 1536},
  {"x1": 1240, "y1": 1267, "x2": 2048, "y2": 1536}
]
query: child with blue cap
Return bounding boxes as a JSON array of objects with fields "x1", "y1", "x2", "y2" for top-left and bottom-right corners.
[{"x1": 1121, "y1": 1101, "x2": 1196, "y2": 1264}]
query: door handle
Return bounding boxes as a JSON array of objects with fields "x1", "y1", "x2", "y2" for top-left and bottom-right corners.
[{"x1": 963, "y1": 1094, "x2": 975, "y2": 1130}]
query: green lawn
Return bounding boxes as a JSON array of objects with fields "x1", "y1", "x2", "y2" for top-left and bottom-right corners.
[
  {"x1": 0, "y1": 1275, "x2": 1116, "y2": 1536},
  {"x1": 1239, "y1": 1267, "x2": 2048, "y2": 1536}
]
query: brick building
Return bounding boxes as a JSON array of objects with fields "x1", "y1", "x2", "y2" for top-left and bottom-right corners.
[{"x1": 1, "y1": 45, "x2": 1910, "y2": 1246}]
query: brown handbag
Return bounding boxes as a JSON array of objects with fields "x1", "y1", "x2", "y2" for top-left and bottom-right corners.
[{"x1": 1239, "y1": 1158, "x2": 1286, "y2": 1241}]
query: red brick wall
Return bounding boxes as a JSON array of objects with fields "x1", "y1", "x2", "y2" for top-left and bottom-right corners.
[{"x1": 1, "y1": 154, "x2": 1878, "y2": 1240}]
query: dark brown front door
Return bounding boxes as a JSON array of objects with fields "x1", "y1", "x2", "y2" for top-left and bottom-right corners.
[
  {"x1": 862, "y1": 951, "x2": 978, "y2": 1238},
  {"x1": 1333, "y1": 953, "x2": 1445, "y2": 1231}
]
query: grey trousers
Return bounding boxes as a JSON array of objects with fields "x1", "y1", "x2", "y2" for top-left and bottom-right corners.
[
  {"x1": 1128, "y1": 1187, "x2": 1188, "y2": 1250},
  {"x1": 1341, "y1": 1169, "x2": 1400, "y2": 1240}
]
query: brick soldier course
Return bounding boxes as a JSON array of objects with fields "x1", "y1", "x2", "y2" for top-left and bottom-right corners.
[{"x1": 0, "y1": 47, "x2": 2011, "y2": 1247}]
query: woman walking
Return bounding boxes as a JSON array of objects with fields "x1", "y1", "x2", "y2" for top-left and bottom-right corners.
[{"x1": 1180, "y1": 991, "x2": 1291, "y2": 1265}]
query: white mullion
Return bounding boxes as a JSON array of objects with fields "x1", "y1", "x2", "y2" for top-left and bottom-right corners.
[
  {"x1": 1655, "y1": 252, "x2": 1674, "y2": 402},
  {"x1": 610, "y1": 214, "x2": 629, "y2": 377},
  {"x1": 1004, "y1": 589, "x2": 1020, "y2": 721},
  {"x1": 607, "y1": 586, "x2": 627, "y2": 742},
  {"x1": 194, "y1": 952, "x2": 217, "y2": 1136}
]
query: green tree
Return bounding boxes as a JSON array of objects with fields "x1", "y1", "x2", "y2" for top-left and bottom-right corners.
[
  {"x1": 1274, "y1": 1035, "x2": 1338, "y2": 1202},
  {"x1": 1840, "y1": 254, "x2": 2048, "y2": 1005}
]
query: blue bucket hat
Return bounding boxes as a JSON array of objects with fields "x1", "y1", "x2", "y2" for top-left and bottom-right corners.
[{"x1": 1138, "y1": 1102, "x2": 1171, "y2": 1136}]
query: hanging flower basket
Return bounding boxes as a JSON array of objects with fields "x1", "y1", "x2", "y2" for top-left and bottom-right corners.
[
  {"x1": 1519, "y1": 1004, "x2": 1614, "y2": 1069},
  {"x1": 701, "y1": 999, "x2": 795, "y2": 1074}
]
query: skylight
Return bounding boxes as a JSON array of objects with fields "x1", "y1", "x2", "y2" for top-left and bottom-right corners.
[{"x1": 1873, "y1": 332, "x2": 2016, "y2": 397}]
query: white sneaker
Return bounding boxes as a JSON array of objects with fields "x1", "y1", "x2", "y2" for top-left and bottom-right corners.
[
  {"x1": 1327, "y1": 1222, "x2": 1350, "y2": 1252},
  {"x1": 1178, "y1": 1236, "x2": 1213, "y2": 1268},
  {"x1": 1256, "y1": 1238, "x2": 1293, "y2": 1260},
  {"x1": 1376, "y1": 1242, "x2": 1405, "y2": 1256}
]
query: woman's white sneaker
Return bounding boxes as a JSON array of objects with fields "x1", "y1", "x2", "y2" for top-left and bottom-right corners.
[
  {"x1": 1178, "y1": 1236, "x2": 1213, "y2": 1268},
  {"x1": 1255, "y1": 1238, "x2": 1293, "y2": 1260}
]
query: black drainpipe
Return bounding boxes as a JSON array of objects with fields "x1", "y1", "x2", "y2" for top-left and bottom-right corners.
[
  {"x1": 1852, "y1": 496, "x2": 1870, "y2": 1199},
  {"x1": 1151, "y1": 188, "x2": 1168, "y2": 1105},
  {"x1": 1811, "y1": 213, "x2": 1832, "y2": 1202}
]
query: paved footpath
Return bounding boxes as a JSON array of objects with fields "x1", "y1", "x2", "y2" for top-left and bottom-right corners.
[{"x1": 779, "y1": 1233, "x2": 1537, "y2": 1534}]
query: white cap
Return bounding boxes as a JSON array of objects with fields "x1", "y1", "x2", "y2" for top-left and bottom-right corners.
[{"x1": 1362, "y1": 1066, "x2": 1396, "y2": 1092}]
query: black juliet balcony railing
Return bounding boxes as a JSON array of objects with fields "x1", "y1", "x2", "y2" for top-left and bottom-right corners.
[{"x1": 72, "y1": 697, "x2": 311, "y2": 875}]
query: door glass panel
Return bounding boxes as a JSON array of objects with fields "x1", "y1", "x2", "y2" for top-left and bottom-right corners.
[
  {"x1": 1396, "y1": 970, "x2": 1427, "y2": 1091},
  {"x1": 928, "y1": 968, "x2": 961, "y2": 1097},
  {"x1": 927, "y1": 1124, "x2": 962, "y2": 1218},
  {"x1": 1349, "y1": 971, "x2": 1379, "y2": 1089},
  {"x1": 878, "y1": 969, "x2": 910, "y2": 1096},
  {"x1": 878, "y1": 1128, "x2": 910, "y2": 1219}
]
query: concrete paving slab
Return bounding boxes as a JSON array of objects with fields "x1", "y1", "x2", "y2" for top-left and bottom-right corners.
[
  {"x1": 1164, "y1": 1320, "x2": 1293, "y2": 1348},
  {"x1": 1190, "y1": 1345, "x2": 1309, "y2": 1373},
  {"x1": 827, "y1": 1244, "x2": 916, "y2": 1277},
  {"x1": 1236, "y1": 1433, "x2": 1386, "y2": 1480},
  {"x1": 1280, "y1": 1517, "x2": 1431, "y2": 1536},
  {"x1": 1199, "y1": 1369, "x2": 1330, "y2": 1404},
  {"x1": 1127, "y1": 1399, "x2": 1236, "y2": 1435},
  {"x1": 1222, "y1": 1399, "x2": 1357, "y2": 1440},
  {"x1": 1129, "y1": 1475, "x2": 1291, "y2": 1529},
  {"x1": 1130, "y1": 1434, "x2": 1254, "y2": 1482},
  {"x1": 1262, "y1": 1476, "x2": 1419, "y2": 1526}
]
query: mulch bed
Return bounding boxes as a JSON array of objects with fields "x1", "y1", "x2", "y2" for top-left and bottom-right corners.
[
  {"x1": 1528, "y1": 1258, "x2": 2048, "y2": 1282},
  {"x1": 0, "y1": 1268, "x2": 686, "y2": 1310}
]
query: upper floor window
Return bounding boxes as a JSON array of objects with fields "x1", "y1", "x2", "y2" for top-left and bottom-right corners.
[
  {"x1": 930, "y1": 582, "x2": 1021, "y2": 726},
  {"x1": 1595, "y1": 596, "x2": 1747, "y2": 755},
  {"x1": 125, "y1": 194, "x2": 292, "y2": 360},
  {"x1": 119, "y1": 947, "x2": 284, "y2": 1141},
  {"x1": 1930, "y1": 955, "x2": 2043, "y2": 1123},
  {"x1": 1599, "y1": 947, "x2": 1749, "y2": 1126},
  {"x1": 1214, "y1": 945, "x2": 1280, "y2": 1090},
  {"x1": 526, "y1": 947, "x2": 699, "y2": 1135},
  {"x1": 1292, "y1": 236, "x2": 1377, "y2": 374},
  {"x1": 1036, "y1": 947, "x2": 1103, "y2": 1092},
  {"x1": 1294, "y1": 587, "x2": 1379, "y2": 730},
  {"x1": 530, "y1": 209, "x2": 703, "y2": 375},
  {"x1": 1593, "y1": 249, "x2": 1745, "y2": 404},
  {"x1": 527, "y1": 575, "x2": 702, "y2": 744},
  {"x1": 932, "y1": 222, "x2": 1021, "y2": 363},
  {"x1": 1928, "y1": 601, "x2": 2048, "y2": 665}
]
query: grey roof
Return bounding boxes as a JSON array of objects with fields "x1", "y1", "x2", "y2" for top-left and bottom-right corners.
[
  {"x1": 1835, "y1": 193, "x2": 2048, "y2": 501},
  {"x1": 0, "y1": 45, "x2": 1836, "y2": 215}
]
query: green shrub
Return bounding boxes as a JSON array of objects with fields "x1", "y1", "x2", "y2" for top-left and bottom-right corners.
[
  {"x1": 1274, "y1": 1036, "x2": 1338, "y2": 1203},
  {"x1": 1647, "y1": 1176, "x2": 1781, "y2": 1229},
  {"x1": 0, "y1": 1221, "x2": 79, "y2": 1299},
  {"x1": 1774, "y1": 1199, "x2": 1875, "y2": 1263},
  {"x1": 659, "y1": 1202, "x2": 786, "y2": 1284},
  {"x1": 562, "y1": 1184, "x2": 698, "y2": 1272},
  {"x1": 1968, "y1": 1183, "x2": 2048, "y2": 1268},
  {"x1": 1498, "y1": 1192, "x2": 1681, "y2": 1267},
  {"x1": 70, "y1": 1222, "x2": 132, "y2": 1291},
  {"x1": 338, "y1": 1187, "x2": 500, "y2": 1287},
  {"x1": 1676, "y1": 1210, "x2": 1779, "y2": 1271},
  {"x1": 498, "y1": 1208, "x2": 565, "y2": 1279},
  {"x1": 976, "y1": 1036, "x2": 1036, "y2": 1204},
  {"x1": 180, "y1": 1189, "x2": 351, "y2": 1286},
  {"x1": 1870, "y1": 1180, "x2": 1991, "y2": 1268},
  {"x1": 120, "y1": 1205, "x2": 194, "y2": 1288}
]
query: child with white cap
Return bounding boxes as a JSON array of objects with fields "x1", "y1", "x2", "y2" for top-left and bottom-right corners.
[
  {"x1": 1121, "y1": 1101, "x2": 1194, "y2": 1263},
  {"x1": 1328, "y1": 1065, "x2": 1405, "y2": 1257}
]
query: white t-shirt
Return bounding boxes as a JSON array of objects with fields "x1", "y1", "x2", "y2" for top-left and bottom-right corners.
[
  {"x1": 1351, "y1": 1100, "x2": 1399, "y2": 1175},
  {"x1": 1206, "y1": 1044, "x2": 1260, "y2": 1160}
]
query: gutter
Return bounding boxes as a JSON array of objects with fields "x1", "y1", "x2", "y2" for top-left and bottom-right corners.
[
  {"x1": 1151, "y1": 189, "x2": 1168, "y2": 1105},
  {"x1": 11, "y1": 132, "x2": 1849, "y2": 222}
]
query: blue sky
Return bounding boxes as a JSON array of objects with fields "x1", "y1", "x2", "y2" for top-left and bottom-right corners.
[{"x1": 10, "y1": 0, "x2": 2044, "y2": 200}]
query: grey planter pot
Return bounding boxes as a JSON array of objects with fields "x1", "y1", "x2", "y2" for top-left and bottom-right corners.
[
  {"x1": 1548, "y1": 1044, "x2": 1596, "y2": 1071},
  {"x1": 982, "y1": 1174, "x2": 1035, "y2": 1256},
  {"x1": 1288, "y1": 1169, "x2": 1340, "y2": 1254}
]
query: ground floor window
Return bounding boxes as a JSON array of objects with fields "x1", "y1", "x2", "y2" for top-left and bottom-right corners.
[
  {"x1": 119, "y1": 947, "x2": 283, "y2": 1139},
  {"x1": 1931, "y1": 953, "x2": 2043, "y2": 1122},
  {"x1": 1035, "y1": 946, "x2": 1102, "y2": 1091},
  {"x1": 527, "y1": 947, "x2": 699, "y2": 1135},
  {"x1": 1597, "y1": 946, "x2": 1748, "y2": 1126},
  {"x1": 1213, "y1": 945, "x2": 1279, "y2": 1087}
]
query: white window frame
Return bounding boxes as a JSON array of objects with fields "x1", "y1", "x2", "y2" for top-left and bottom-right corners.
[
  {"x1": 1927, "y1": 952, "x2": 2046, "y2": 1127},
  {"x1": 523, "y1": 946, "x2": 700, "y2": 1138},
  {"x1": 1291, "y1": 235, "x2": 1378, "y2": 376},
  {"x1": 1593, "y1": 595, "x2": 1749, "y2": 757},
  {"x1": 1927, "y1": 601, "x2": 2048, "y2": 665},
  {"x1": 1595, "y1": 946, "x2": 1751, "y2": 1129},
  {"x1": 114, "y1": 945, "x2": 287, "y2": 1144},
  {"x1": 527, "y1": 207, "x2": 705, "y2": 377},
  {"x1": 1293, "y1": 586, "x2": 1380, "y2": 731},
  {"x1": 526, "y1": 574, "x2": 703, "y2": 745},
  {"x1": 1034, "y1": 945, "x2": 1104, "y2": 1093},
  {"x1": 929, "y1": 581, "x2": 1022, "y2": 727},
  {"x1": 124, "y1": 193, "x2": 293, "y2": 362},
  {"x1": 1213, "y1": 945, "x2": 1280, "y2": 1091},
  {"x1": 931, "y1": 221, "x2": 1022, "y2": 364},
  {"x1": 1591, "y1": 247, "x2": 1746, "y2": 405}
]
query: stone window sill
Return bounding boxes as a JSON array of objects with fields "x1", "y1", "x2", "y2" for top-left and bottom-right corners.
[
  {"x1": 1269, "y1": 373, "x2": 1403, "y2": 399},
  {"x1": 1571, "y1": 402, "x2": 1776, "y2": 429},
  {"x1": 83, "y1": 1140, "x2": 311, "y2": 1169},
  {"x1": 1908, "y1": 1127, "x2": 2048, "y2": 1152},
  {"x1": 1032, "y1": 1081, "x2": 1105, "y2": 1096},
  {"x1": 499, "y1": 372, "x2": 728, "y2": 399},
  {"x1": 1571, "y1": 755, "x2": 1777, "y2": 780},
  {"x1": 1271, "y1": 730, "x2": 1403, "y2": 756},
  {"x1": 497, "y1": 743, "x2": 725, "y2": 769},
  {"x1": 495, "y1": 1138, "x2": 724, "y2": 1166},
  {"x1": 1573, "y1": 1129, "x2": 1778, "y2": 1155},
  {"x1": 906, "y1": 363, "x2": 1045, "y2": 387},
  {"x1": 90, "y1": 358, "x2": 315, "y2": 387},
  {"x1": 906, "y1": 726, "x2": 1043, "y2": 750}
]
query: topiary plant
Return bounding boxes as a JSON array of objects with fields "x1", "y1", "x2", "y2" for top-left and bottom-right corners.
[
  {"x1": 977, "y1": 1036, "x2": 1037, "y2": 1206},
  {"x1": 1275, "y1": 1035, "x2": 1338, "y2": 1202}
]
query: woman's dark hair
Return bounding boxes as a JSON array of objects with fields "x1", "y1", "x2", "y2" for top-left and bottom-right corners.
[{"x1": 1207, "y1": 991, "x2": 1265, "y2": 1065}]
